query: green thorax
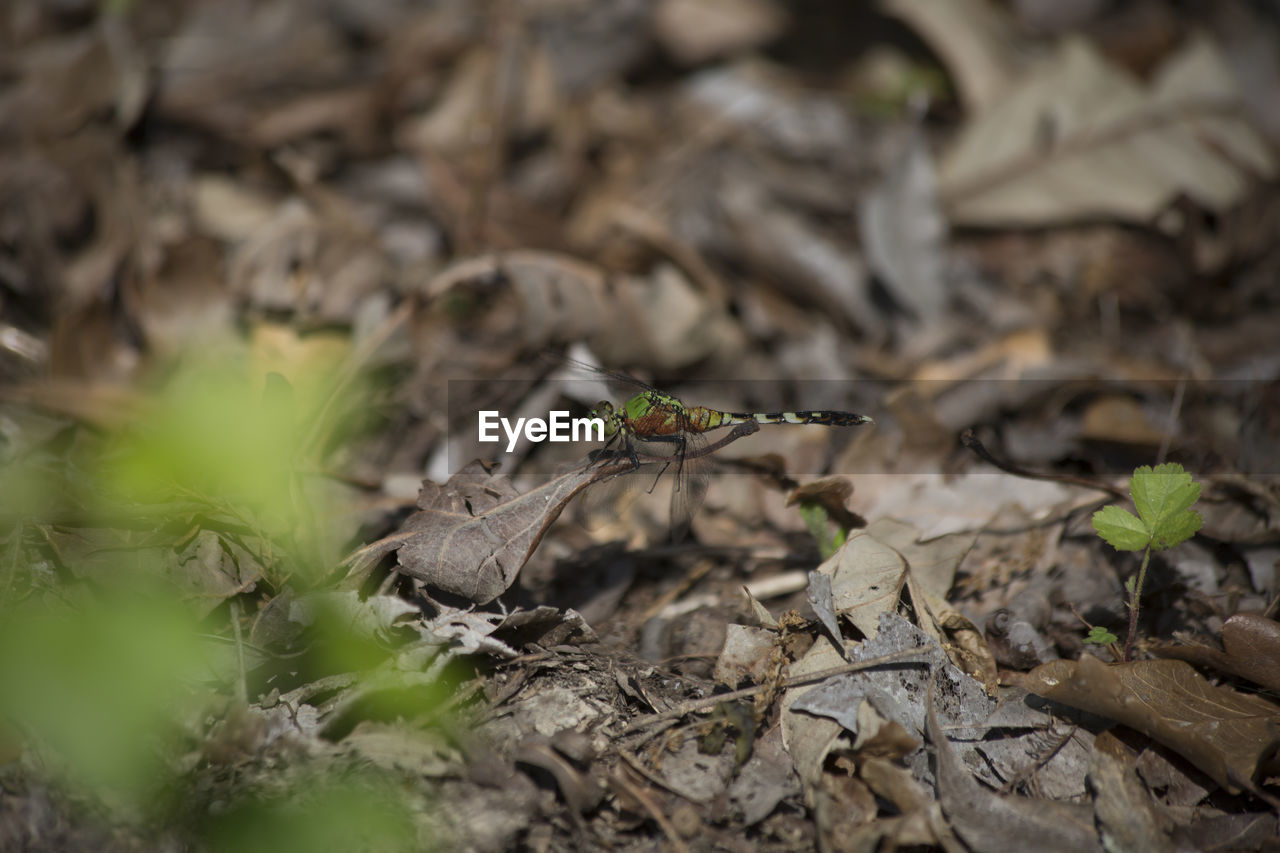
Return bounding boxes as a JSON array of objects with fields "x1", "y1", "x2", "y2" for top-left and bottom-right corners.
[{"x1": 621, "y1": 391, "x2": 693, "y2": 437}]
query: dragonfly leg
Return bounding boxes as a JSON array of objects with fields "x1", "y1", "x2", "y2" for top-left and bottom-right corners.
[
  {"x1": 637, "y1": 433, "x2": 685, "y2": 493},
  {"x1": 647, "y1": 461, "x2": 670, "y2": 494},
  {"x1": 671, "y1": 433, "x2": 687, "y2": 493},
  {"x1": 588, "y1": 430, "x2": 620, "y2": 465},
  {"x1": 591, "y1": 429, "x2": 643, "y2": 472}
]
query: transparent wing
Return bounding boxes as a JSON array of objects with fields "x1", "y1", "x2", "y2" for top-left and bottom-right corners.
[
  {"x1": 668, "y1": 434, "x2": 710, "y2": 543},
  {"x1": 629, "y1": 429, "x2": 710, "y2": 543}
]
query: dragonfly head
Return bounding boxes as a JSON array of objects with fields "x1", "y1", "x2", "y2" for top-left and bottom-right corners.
[{"x1": 589, "y1": 400, "x2": 619, "y2": 436}]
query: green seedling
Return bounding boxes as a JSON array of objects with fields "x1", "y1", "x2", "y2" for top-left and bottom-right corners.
[
  {"x1": 1091, "y1": 463, "x2": 1203, "y2": 661},
  {"x1": 798, "y1": 501, "x2": 848, "y2": 561},
  {"x1": 1083, "y1": 625, "x2": 1120, "y2": 646}
]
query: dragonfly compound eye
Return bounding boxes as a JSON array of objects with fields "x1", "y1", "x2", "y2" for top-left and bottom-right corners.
[{"x1": 590, "y1": 401, "x2": 618, "y2": 434}]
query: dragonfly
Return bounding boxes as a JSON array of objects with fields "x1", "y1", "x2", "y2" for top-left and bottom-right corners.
[{"x1": 570, "y1": 360, "x2": 874, "y2": 537}]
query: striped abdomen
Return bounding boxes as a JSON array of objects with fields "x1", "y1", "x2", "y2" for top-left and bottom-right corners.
[{"x1": 689, "y1": 407, "x2": 874, "y2": 431}]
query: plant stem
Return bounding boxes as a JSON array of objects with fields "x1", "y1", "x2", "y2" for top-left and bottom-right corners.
[{"x1": 1123, "y1": 546, "x2": 1153, "y2": 661}]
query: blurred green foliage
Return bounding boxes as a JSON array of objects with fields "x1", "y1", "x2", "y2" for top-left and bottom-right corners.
[
  {"x1": 0, "y1": 574, "x2": 207, "y2": 808},
  {"x1": 100, "y1": 355, "x2": 349, "y2": 584},
  {"x1": 0, "y1": 346, "x2": 434, "y2": 845},
  {"x1": 201, "y1": 772, "x2": 421, "y2": 853}
]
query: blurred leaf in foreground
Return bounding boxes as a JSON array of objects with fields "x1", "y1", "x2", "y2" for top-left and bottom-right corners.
[
  {"x1": 200, "y1": 770, "x2": 423, "y2": 853},
  {"x1": 0, "y1": 574, "x2": 210, "y2": 812},
  {"x1": 98, "y1": 347, "x2": 359, "y2": 584}
]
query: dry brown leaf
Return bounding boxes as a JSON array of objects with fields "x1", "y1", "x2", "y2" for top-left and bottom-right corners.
[
  {"x1": 1088, "y1": 731, "x2": 1173, "y2": 853},
  {"x1": 170, "y1": 530, "x2": 263, "y2": 619},
  {"x1": 780, "y1": 638, "x2": 847, "y2": 791},
  {"x1": 938, "y1": 36, "x2": 1276, "y2": 227},
  {"x1": 867, "y1": 517, "x2": 972, "y2": 602},
  {"x1": 1152, "y1": 613, "x2": 1280, "y2": 694},
  {"x1": 822, "y1": 527, "x2": 907, "y2": 638},
  {"x1": 939, "y1": 610, "x2": 1000, "y2": 694},
  {"x1": 1079, "y1": 395, "x2": 1168, "y2": 446},
  {"x1": 859, "y1": 126, "x2": 948, "y2": 332},
  {"x1": 856, "y1": 471, "x2": 1081, "y2": 541},
  {"x1": 394, "y1": 459, "x2": 627, "y2": 603},
  {"x1": 713, "y1": 624, "x2": 778, "y2": 687},
  {"x1": 859, "y1": 757, "x2": 931, "y2": 822},
  {"x1": 726, "y1": 726, "x2": 800, "y2": 827},
  {"x1": 851, "y1": 705, "x2": 920, "y2": 763},
  {"x1": 653, "y1": 0, "x2": 786, "y2": 65},
  {"x1": 882, "y1": 0, "x2": 1022, "y2": 112},
  {"x1": 1014, "y1": 655, "x2": 1280, "y2": 793},
  {"x1": 786, "y1": 477, "x2": 853, "y2": 520},
  {"x1": 421, "y1": 250, "x2": 741, "y2": 369},
  {"x1": 1196, "y1": 475, "x2": 1280, "y2": 546}
]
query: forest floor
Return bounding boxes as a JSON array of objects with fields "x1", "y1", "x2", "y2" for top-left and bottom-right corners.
[{"x1": 2, "y1": 1, "x2": 1280, "y2": 850}]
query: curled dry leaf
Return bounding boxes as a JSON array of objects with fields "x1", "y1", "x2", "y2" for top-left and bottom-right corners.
[
  {"x1": 713, "y1": 624, "x2": 778, "y2": 687},
  {"x1": 786, "y1": 476, "x2": 861, "y2": 531},
  {"x1": 1014, "y1": 655, "x2": 1280, "y2": 794},
  {"x1": 394, "y1": 459, "x2": 629, "y2": 603},
  {"x1": 1151, "y1": 613, "x2": 1280, "y2": 694},
  {"x1": 806, "y1": 571, "x2": 847, "y2": 659},
  {"x1": 818, "y1": 517, "x2": 973, "y2": 641}
]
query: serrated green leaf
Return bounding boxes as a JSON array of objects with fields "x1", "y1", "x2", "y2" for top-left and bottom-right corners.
[
  {"x1": 1131, "y1": 461, "x2": 1198, "y2": 540},
  {"x1": 1092, "y1": 505, "x2": 1151, "y2": 551},
  {"x1": 1151, "y1": 507, "x2": 1203, "y2": 550}
]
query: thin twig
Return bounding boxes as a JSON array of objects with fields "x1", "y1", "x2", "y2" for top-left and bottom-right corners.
[
  {"x1": 961, "y1": 429, "x2": 1128, "y2": 500},
  {"x1": 608, "y1": 765, "x2": 694, "y2": 853},
  {"x1": 617, "y1": 749, "x2": 685, "y2": 797},
  {"x1": 620, "y1": 648, "x2": 929, "y2": 733}
]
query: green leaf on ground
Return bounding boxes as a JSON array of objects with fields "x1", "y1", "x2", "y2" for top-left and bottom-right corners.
[
  {"x1": 1092, "y1": 463, "x2": 1202, "y2": 552},
  {"x1": 1092, "y1": 505, "x2": 1151, "y2": 551},
  {"x1": 1129, "y1": 463, "x2": 1202, "y2": 550}
]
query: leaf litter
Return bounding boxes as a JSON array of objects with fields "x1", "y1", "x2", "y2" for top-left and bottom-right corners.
[{"x1": 3, "y1": 0, "x2": 1280, "y2": 850}]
